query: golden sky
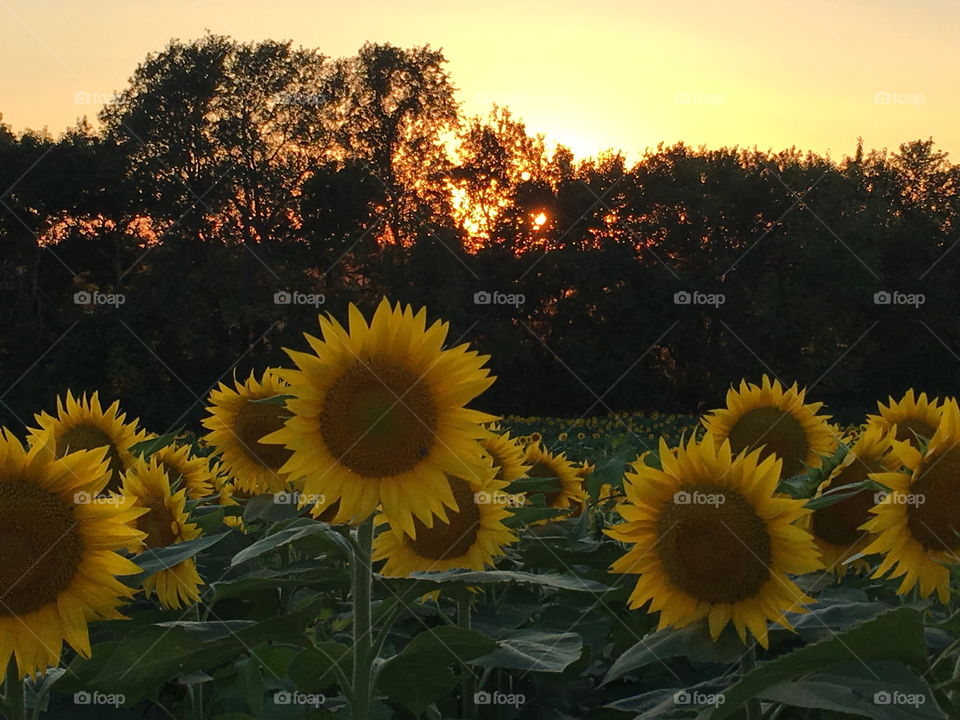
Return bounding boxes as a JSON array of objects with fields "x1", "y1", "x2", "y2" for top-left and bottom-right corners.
[{"x1": 1, "y1": 0, "x2": 958, "y2": 161}]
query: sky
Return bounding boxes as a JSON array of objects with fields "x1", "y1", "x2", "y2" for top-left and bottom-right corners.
[{"x1": 1, "y1": 0, "x2": 958, "y2": 162}]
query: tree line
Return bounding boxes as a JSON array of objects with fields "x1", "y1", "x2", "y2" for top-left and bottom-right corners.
[{"x1": 2, "y1": 34, "x2": 959, "y2": 431}]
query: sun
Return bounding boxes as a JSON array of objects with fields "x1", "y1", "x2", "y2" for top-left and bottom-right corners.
[
  {"x1": 606, "y1": 434, "x2": 822, "y2": 648},
  {"x1": 702, "y1": 376, "x2": 836, "y2": 478},
  {"x1": 262, "y1": 299, "x2": 496, "y2": 537}
]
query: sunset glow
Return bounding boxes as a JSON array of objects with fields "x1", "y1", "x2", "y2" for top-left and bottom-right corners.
[{"x1": 2, "y1": 0, "x2": 958, "y2": 160}]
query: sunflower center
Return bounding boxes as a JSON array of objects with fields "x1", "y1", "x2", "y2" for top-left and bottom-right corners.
[
  {"x1": 235, "y1": 401, "x2": 292, "y2": 470},
  {"x1": 319, "y1": 361, "x2": 437, "y2": 478},
  {"x1": 894, "y1": 417, "x2": 936, "y2": 445},
  {"x1": 59, "y1": 424, "x2": 125, "y2": 491},
  {"x1": 137, "y1": 497, "x2": 179, "y2": 548},
  {"x1": 906, "y1": 446, "x2": 960, "y2": 552},
  {"x1": 527, "y1": 460, "x2": 564, "y2": 506},
  {"x1": 406, "y1": 478, "x2": 480, "y2": 560},
  {"x1": 726, "y1": 407, "x2": 810, "y2": 477},
  {"x1": 0, "y1": 481, "x2": 84, "y2": 617},
  {"x1": 657, "y1": 485, "x2": 772, "y2": 603},
  {"x1": 811, "y1": 461, "x2": 879, "y2": 547}
]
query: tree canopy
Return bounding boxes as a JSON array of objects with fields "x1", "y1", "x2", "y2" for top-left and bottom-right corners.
[{"x1": 2, "y1": 35, "x2": 958, "y2": 430}]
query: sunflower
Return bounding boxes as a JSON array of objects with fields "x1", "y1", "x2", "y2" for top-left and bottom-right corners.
[
  {"x1": 865, "y1": 389, "x2": 942, "y2": 448},
  {"x1": 28, "y1": 391, "x2": 148, "y2": 494},
  {"x1": 862, "y1": 398, "x2": 960, "y2": 603},
  {"x1": 121, "y1": 459, "x2": 204, "y2": 609},
  {"x1": 522, "y1": 443, "x2": 586, "y2": 518},
  {"x1": 150, "y1": 441, "x2": 217, "y2": 499},
  {"x1": 702, "y1": 376, "x2": 835, "y2": 478},
  {"x1": 262, "y1": 299, "x2": 496, "y2": 536},
  {"x1": 480, "y1": 431, "x2": 530, "y2": 485},
  {"x1": 800, "y1": 427, "x2": 903, "y2": 577},
  {"x1": 202, "y1": 371, "x2": 293, "y2": 495},
  {"x1": 373, "y1": 472, "x2": 516, "y2": 575},
  {"x1": 607, "y1": 435, "x2": 822, "y2": 648},
  {"x1": 0, "y1": 429, "x2": 145, "y2": 679}
]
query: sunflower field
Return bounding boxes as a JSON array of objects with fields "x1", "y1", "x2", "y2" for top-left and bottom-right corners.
[{"x1": 3, "y1": 300, "x2": 960, "y2": 720}]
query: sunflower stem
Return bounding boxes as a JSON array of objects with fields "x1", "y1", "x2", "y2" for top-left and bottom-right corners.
[
  {"x1": 742, "y1": 643, "x2": 760, "y2": 720},
  {"x1": 3, "y1": 660, "x2": 25, "y2": 720},
  {"x1": 349, "y1": 515, "x2": 376, "y2": 719},
  {"x1": 458, "y1": 594, "x2": 478, "y2": 720}
]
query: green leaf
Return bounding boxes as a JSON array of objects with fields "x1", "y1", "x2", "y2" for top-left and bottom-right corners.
[
  {"x1": 471, "y1": 629, "x2": 581, "y2": 672},
  {"x1": 401, "y1": 569, "x2": 609, "y2": 592},
  {"x1": 785, "y1": 600, "x2": 893, "y2": 634},
  {"x1": 154, "y1": 620, "x2": 257, "y2": 640},
  {"x1": 242, "y1": 493, "x2": 302, "y2": 522},
  {"x1": 603, "y1": 622, "x2": 746, "y2": 685},
  {"x1": 503, "y1": 506, "x2": 571, "y2": 527},
  {"x1": 230, "y1": 521, "x2": 334, "y2": 566},
  {"x1": 128, "y1": 532, "x2": 230, "y2": 585},
  {"x1": 130, "y1": 432, "x2": 181, "y2": 457},
  {"x1": 759, "y1": 661, "x2": 944, "y2": 719},
  {"x1": 802, "y1": 479, "x2": 882, "y2": 510},
  {"x1": 378, "y1": 627, "x2": 497, "y2": 717},
  {"x1": 504, "y1": 476, "x2": 563, "y2": 494},
  {"x1": 710, "y1": 607, "x2": 928, "y2": 719},
  {"x1": 603, "y1": 677, "x2": 730, "y2": 715},
  {"x1": 237, "y1": 656, "x2": 264, "y2": 716},
  {"x1": 288, "y1": 643, "x2": 353, "y2": 693}
]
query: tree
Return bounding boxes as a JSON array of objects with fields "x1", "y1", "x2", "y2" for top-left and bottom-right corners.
[
  {"x1": 101, "y1": 35, "x2": 330, "y2": 245},
  {"x1": 322, "y1": 42, "x2": 459, "y2": 242}
]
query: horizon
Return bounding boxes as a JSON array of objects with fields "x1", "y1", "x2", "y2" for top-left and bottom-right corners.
[{"x1": 2, "y1": 0, "x2": 958, "y2": 162}]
